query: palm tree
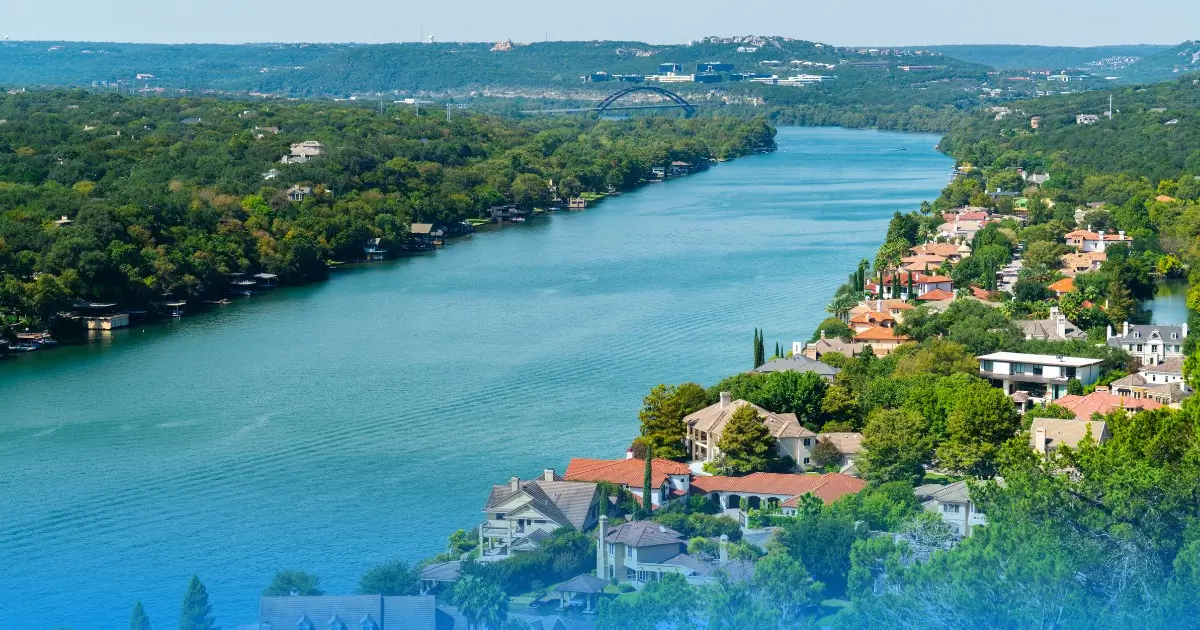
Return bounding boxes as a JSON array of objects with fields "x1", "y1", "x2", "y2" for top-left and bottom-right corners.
[
  {"x1": 453, "y1": 576, "x2": 509, "y2": 630},
  {"x1": 825, "y1": 291, "x2": 857, "y2": 322}
]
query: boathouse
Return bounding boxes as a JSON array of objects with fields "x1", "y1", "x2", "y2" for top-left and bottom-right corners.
[
  {"x1": 568, "y1": 197, "x2": 587, "y2": 209},
  {"x1": 364, "y1": 237, "x2": 387, "y2": 261}
]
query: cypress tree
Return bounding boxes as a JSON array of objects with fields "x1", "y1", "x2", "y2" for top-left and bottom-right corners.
[
  {"x1": 130, "y1": 601, "x2": 151, "y2": 630},
  {"x1": 179, "y1": 576, "x2": 217, "y2": 630},
  {"x1": 641, "y1": 444, "x2": 654, "y2": 517},
  {"x1": 754, "y1": 329, "x2": 766, "y2": 368},
  {"x1": 877, "y1": 270, "x2": 885, "y2": 299},
  {"x1": 906, "y1": 273, "x2": 914, "y2": 300}
]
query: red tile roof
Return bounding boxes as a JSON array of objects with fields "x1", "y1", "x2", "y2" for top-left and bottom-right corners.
[
  {"x1": 691, "y1": 473, "x2": 866, "y2": 505},
  {"x1": 1048, "y1": 277, "x2": 1074, "y2": 294},
  {"x1": 565, "y1": 458, "x2": 689, "y2": 489},
  {"x1": 1054, "y1": 392, "x2": 1162, "y2": 420},
  {"x1": 854, "y1": 325, "x2": 909, "y2": 341},
  {"x1": 916, "y1": 288, "x2": 956, "y2": 301},
  {"x1": 915, "y1": 274, "x2": 953, "y2": 283}
]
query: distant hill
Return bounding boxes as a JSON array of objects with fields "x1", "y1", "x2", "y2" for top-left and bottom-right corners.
[
  {"x1": 923, "y1": 44, "x2": 1172, "y2": 71},
  {"x1": 1118, "y1": 41, "x2": 1200, "y2": 83}
]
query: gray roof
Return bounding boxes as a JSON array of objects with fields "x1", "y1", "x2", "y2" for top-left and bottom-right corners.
[
  {"x1": 1015, "y1": 317, "x2": 1087, "y2": 341},
  {"x1": 605, "y1": 521, "x2": 685, "y2": 548},
  {"x1": 437, "y1": 607, "x2": 594, "y2": 630},
  {"x1": 485, "y1": 479, "x2": 598, "y2": 530},
  {"x1": 555, "y1": 574, "x2": 609, "y2": 594},
  {"x1": 751, "y1": 355, "x2": 841, "y2": 378},
  {"x1": 260, "y1": 595, "x2": 436, "y2": 630},
  {"x1": 661, "y1": 553, "x2": 754, "y2": 582},
  {"x1": 914, "y1": 481, "x2": 972, "y2": 505},
  {"x1": 1143, "y1": 357, "x2": 1185, "y2": 375},
  {"x1": 418, "y1": 561, "x2": 460, "y2": 583},
  {"x1": 1108, "y1": 324, "x2": 1187, "y2": 345}
]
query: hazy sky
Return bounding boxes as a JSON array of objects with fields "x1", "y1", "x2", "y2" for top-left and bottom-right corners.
[{"x1": 1, "y1": 0, "x2": 1196, "y2": 46}]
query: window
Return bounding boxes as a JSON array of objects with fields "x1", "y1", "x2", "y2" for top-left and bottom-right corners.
[
  {"x1": 943, "y1": 503, "x2": 961, "y2": 514},
  {"x1": 980, "y1": 360, "x2": 994, "y2": 372},
  {"x1": 803, "y1": 457, "x2": 811, "y2": 465},
  {"x1": 1172, "y1": 332, "x2": 1179, "y2": 339},
  {"x1": 803, "y1": 438, "x2": 812, "y2": 447},
  {"x1": 1032, "y1": 364, "x2": 1044, "y2": 376},
  {"x1": 608, "y1": 543, "x2": 615, "y2": 556},
  {"x1": 1137, "y1": 344, "x2": 1144, "y2": 352},
  {"x1": 626, "y1": 546, "x2": 634, "y2": 559},
  {"x1": 1064, "y1": 367, "x2": 1077, "y2": 379},
  {"x1": 1013, "y1": 363, "x2": 1027, "y2": 374},
  {"x1": 1134, "y1": 331, "x2": 1140, "y2": 338},
  {"x1": 494, "y1": 513, "x2": 505, "y2": 520}
]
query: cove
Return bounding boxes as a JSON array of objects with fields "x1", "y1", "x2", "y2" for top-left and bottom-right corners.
[{"x1": 0, "y1": 126, "x2": 953, "y2": 629}]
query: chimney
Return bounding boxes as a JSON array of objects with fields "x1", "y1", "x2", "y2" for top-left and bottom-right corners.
[
  {"x1": 1052, "y1": 307, "x2": 1066, "y2": 338},
  {"x1": 1087, "y1": 224, "x2": 1092, "y2": 232},
  {"x1": 625, "y1": 448, "x2": 634, "y2": 460},
  {"x1": 719, "y1": 391, "x2": 732, "y2": 409},
  {"x1": 876, "y1": 299, "x2": 882, "y2": 312},
  {"x1": 1095, "y1": 385, "x2": 1110, "y2": 393},
  {"x1": 819, "y1": 329, "x2": 827, "y2": 339},
  {"x1": 1107, "y1": 324, "x2": 1113, "y2": 340},
  {"x1": 543, "y1": 469, "x2": 555, "y2": 482},
  {"x1": 1034, "y1": 427, "x2": 1047, "y2": 455},
  {"x1": 1184, "y1": 323, "x2": 1189, "y2": 339},
  {"x1": 596, "y1": 515, "x2": 609, "y2": 580},
  {"x1": 509, "y1": 476, "x2": 520, "y2": 492},
  {"x1": 1118, "y1": 230, "x2": 1126, "y2": 238},
  {"x1": 1123, "y1": 321, "x2": 1129, "y2": 337},
  {"x1": 719, "y1": 534, "x2": 729, "y2": 563}
]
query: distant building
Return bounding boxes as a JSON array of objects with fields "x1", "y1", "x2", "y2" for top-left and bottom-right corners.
[
  {"x1": 1110, "y1": 357, "x2": 1190, "y2": 403},
  {"x1": 914, "y1": 481, "x2": 987, "y2": 536},
  {"x1": 1030, "y1": 116, "x2": 1042, "y2": 129},
  {"x1": 696, "y1": 62, "x2": 734, "y2": 72},
  {"x1": 1076, "y1": 114, "x2": 1100, "y2": 125},
  {"x1": 478, "y1": 472, "x2": 599, "y2": 563},
  {"x1": 1015, "y1": 307, "x2": 1087, "y2": 341},
  {"x1": 658, "y1": 63, "x2": 684, "y2": 73},
  {"x1": 751, "y1": 355, "x2": 840, "y2": 380},
  {"x1": 565, "y1": 457, "x2": 691, "y2": 509},
  {"x1": 1053, "y1": 388, "x2": 1161, "y2": 420},
  {"x1": 286, "y1": 185, "x2": 312, "y2": 201},
  {"x1": 1063, "y1": 227, "x2": 1132, "y2": 253},
  {"x1": 1106, "y1": 322, "x2": 1187, "y2": 366},
  {"x1": 685, "y1": 393, "x2": 818, "y2": 469},
  {"x1": 977, "y1": 352, "x2": 1104, "y2": 402}
]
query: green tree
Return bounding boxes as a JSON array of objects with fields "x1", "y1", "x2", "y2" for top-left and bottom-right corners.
[
  {"x1": 130, "y1": 601, "x2": 151, "y2": 630},
  {"x1": 752, "y1": 551, "x2": 825, "y2": 621},
  {"x1": 756, "y1": 370, "x2": 828, "y2": 425},
  {"x1": 716, "y1": 404, "x2": 779, "y2": 475},
  {"x1": 810, "y1": 437, "x2": 844, "y2": 470},
  {"x1": 859, "y1": 409, "x2": 932, "y2": 486},
  {"x1": 753, "y1": 328, "x2": 766, "y2": 368},
  {"x1": 637, "y1": 384, "x2": 689, "y2": 461},
  {"x1": 820, "y1": 385, "x2": 860, "y2": 429},
  {"x1": 263, "y1": 570, "x2": 323, "y2": 596},
  {"x1": 775, "y1": 509, "x2": 858, "y2": 596},
  {"x1": 452, "y1": 576, "x2": 508, "y2": 630},
  {"x1": 811, "y1": 317, "x2": 854, "y2": 342},
  {"x1": 178, "y1": 576, "x2": 216, "y2": 630},
  {"x1": 641, "y1": 443, "x2": 654, "y2": 517},
  {"x1": 937, "y1": 382, "x2": 1020, "y2": 478},
  {"x1": 358, "y1": 559, "x2": 419, "y2": 596}
]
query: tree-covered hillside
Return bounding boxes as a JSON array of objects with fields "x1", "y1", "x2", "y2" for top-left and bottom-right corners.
[{"x1": 0, "y1": 90, "x2": 774, "y2": 332}]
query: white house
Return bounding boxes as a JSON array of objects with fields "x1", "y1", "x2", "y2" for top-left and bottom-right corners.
[
  {"x1": 478, "y1": 471, "x2": 599, "y2": 562},
  {"x1": 977, "y1": 352, "x2": 1103, "y2": 402},
  {"x1": 1064, "y1": 227, "x2": 1133, "y2": 253},
  {"x1": 914, "y1": 481, "x2": 987, "y2": 536},
  {"x1": 1106, "y1": 322, "x2": 1187, "y2": 366}
]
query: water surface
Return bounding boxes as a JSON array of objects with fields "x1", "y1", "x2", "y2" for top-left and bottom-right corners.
[{"x1": 0, "y1": 127, "x2": 952, "y2": 629}]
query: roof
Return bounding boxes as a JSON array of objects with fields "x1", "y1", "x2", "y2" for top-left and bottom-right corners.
[
  {"x1": 660, "y1": 553, "x2": 755, "y2": 581},
  {"x1": 914, "y1": 481, "x2": 973, "y2": 505},
  {"x1": 817, "y1": 432, "x2": 863, "y2": 455},
  {"x1": 901, "y1": 254, "x2": 947, "y2": 265},
  {"x1": 565, "y1": 458, "x2": 689, "y2": 489},
  {"x1": 1047, "y1": 278, "x2": 1074, "y2": 293},
  {"x1": 410, "y1": 223, "x2": 434, "y2": 235},
  {"x1": 605, "y1": 520, "x2": 686, "y2": 548},
  {"x1": 484, "y1": 479, "x2": 598, "y2": 530},
  {"x1": 1030, "y1": 417, "x2": 1110, "y2": 449},
  {"x1": 555, "y1": 574, "x2": 609, "y2": 594},
  {"x1": 911, "y1": 242, "x2": 964, "y2": 257},
  {"x1": 685, "y1": 399, "x2": 814, "y2": 440},
  {"x1": 1054, "y1": 391, "x2": 1161, "y2": 420},
  {"x1": 1107, "y1": 323, "x2": 1187, "y2": 344},
  {"x1": 849, "y1": 310, "x2": 895, "y2": 325},
  {"x1": 418, "y1": 561, "x2": 460, "y2": 583},
  {"x1": 1015, "y1": 316, "x2": 1088, "y2": 341},
  {"x1": 976, "y1": 352, "x2": 1103, "y2": 368},
  {"x1": 1143, "y1": 357, "x2": 1185, "y2": 375},
  {"x1": 854, "y1": 326, "x2": 910, "y2": 342},
  {"x1": 1064, "y1": 229, "x2": 1132, "y2": 242},
  {"x1": 752, "y1": 355, "x2": 841, "y2": 378},
  {"x1": 916, "y1": 289, "x2": 956, "y2": 301},
  {"x1": 914, "y1": 274, "x2": 953, "y2": 283},
  {"x1": 692, "y1": 472, "x2": 866, "y2": 505},
  {"x1": 259, "y1": 595, "x2": 436, "y2": 630}
]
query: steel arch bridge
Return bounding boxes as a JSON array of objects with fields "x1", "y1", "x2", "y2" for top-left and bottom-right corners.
[
  {"x1": 520, "y1": 86, "x2": 697, "y2": 117},
  {"x1": 595, "y1": 86, "x2": 696, "y2": 117}
]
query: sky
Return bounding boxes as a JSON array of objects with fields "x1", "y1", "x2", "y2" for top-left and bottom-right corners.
[{"x1": 0, "y1": 0, "x2": 1196, "y2": 46}]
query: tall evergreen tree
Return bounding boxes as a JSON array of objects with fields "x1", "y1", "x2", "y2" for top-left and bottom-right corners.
[
  {"x1": 130, "y1": 601, "x2": 151, "y2": 630},
  {"x1": 906, "y1": 273, "x2": 914, "y2": 300},
  {"x1": 179, "y1": 575, "x2": 217, "y2": 630},
  {"x1": 642, "y1": 444, "x2": 654, "y2": 517},
  {"x1": 757, "y1": 329, "x2": 766, "y2": 367}
]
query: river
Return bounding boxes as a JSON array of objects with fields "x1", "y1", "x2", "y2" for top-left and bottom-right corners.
[{"x1": 0, "y1": 127, "x2": 952, "y2": 629}]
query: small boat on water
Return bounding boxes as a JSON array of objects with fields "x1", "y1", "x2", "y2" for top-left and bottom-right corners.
[
  {"x1": 7, "y1": 341, "x2": 39, "y2": 352},
  {"x1": 512, "y1": 216, "x2": 526, "y2": 222}
]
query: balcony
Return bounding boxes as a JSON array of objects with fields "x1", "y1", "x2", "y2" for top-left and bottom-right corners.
[{"x1": 979, "y1": 370, "x2": 1068, "y2": 384}]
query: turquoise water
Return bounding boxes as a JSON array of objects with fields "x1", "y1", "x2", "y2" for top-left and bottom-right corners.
[
  {"x1": 0, "y1": 127, "x2": 952, "y2": 629},
  {"x1": 1149, "y1": 279, "x2": 1189, "y2": 325}
]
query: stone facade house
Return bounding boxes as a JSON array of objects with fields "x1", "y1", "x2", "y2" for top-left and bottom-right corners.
[{"x1": 478, "y1": 471, "x2": 599, "y2": 562}]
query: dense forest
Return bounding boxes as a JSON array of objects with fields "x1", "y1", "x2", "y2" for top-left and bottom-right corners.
[{"x1": 0, "y1": 90, "x2": 774, "y2": 333}]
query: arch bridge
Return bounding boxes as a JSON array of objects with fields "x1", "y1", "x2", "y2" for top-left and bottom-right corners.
[{"x1": 521, "y1": 86, "x2": 696, "y2": 117}]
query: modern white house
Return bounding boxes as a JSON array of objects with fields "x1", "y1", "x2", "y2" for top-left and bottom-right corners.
[
  {"x1": 914, "y1": 481, "x2": 987, "y2": 537},
  {"x1": 478, "y1": 471, "x2": 599, "y2": 562},
  {"x1": 1106, "y1": 322, "x2": 1187, "y2": 366},
  {"x1": 977, "y1": 352, "x2": 1103, "y2": 402}
]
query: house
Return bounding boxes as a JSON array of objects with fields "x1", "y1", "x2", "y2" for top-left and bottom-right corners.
[
  {"x1": 1054, "y1": 388, "x2": 1162, "y2": 420},
  {"x1": 287, "y1": 185, "x2": 312, "y2": 201},
  {"x1": 1015, "y1": 307, "x2": 1087, "y2": 341},
  {"x1": 1076, "y1": 114, "x2": 1100, "y2": 124},
  {"x1": 1110, "y1": 357, "x2": 1189, "y2": 404},
  {"x1": 849, "y1": 309, "x2": 896, "y2": 333},
  {"x1": 289, "y1": 140, "x2": 325, "y2": 157},
  {"x1": 798, "y1": 334, "x2": 867, "y2": 360},
  {"x1": 849, "y1": 299, "x2": 914, "y2": 321},
  {"x1": 914, "y1": 481, "x2": 986, "y2": 537},
  {"x1": 690, "y1": 472, "x2": 866, "y2": 513},
  {"x1": 478, "y1": 471, "x2": 600, "y2": 563},
  {"x1": 417, "y1": 561, "x2": 460, "y2": 595},
  {"x1": 1105, "y1": 322, "x2": 1187, "y2": 366},
  {"x1": 1030, "y1": 417, "x2": 1110, "y2": 455},
  {"x1": 910, "y1": 242, "x2": 969, "y2": 263},
  {"x1": 1047, "y1": 277, "x2": 1074, "y2": 297},
  {"x1": 280, "y1": 154, "x2": 309, "y2": 164},
  {"x1": 684, "y1": 393, "x2": 819, "y2": 470},
  {"x1": 916, "y1": 288, "x2": 955, "y2": 302},
  {"x1": 567, "y1": 198, "x2": 587, "y2": 209},
  {"x1": 1060, "y1": 251, "x2": 1106, "y2": 276},
  {"x1": 564, "y1": 456, "x2": 691, "y2": 508},
  {"x1": 914, "y1": 274, "x2": 954, "y2": 295},
  {"x1": 1063, "y1": 227, "x2": 1132, "y2": 253},
  {"x1": 259, "y1": 594, "x2": 437, "y2": 630},
  {"x1": 813, "y1": 432, "x2": 864, "y2": 472},
  {"x1": 751, "y1": 355, "x2": 840, "y2": 380},
  {"x1": 410, "y1": 223, "x2": 439, "y2": 250},
  {"x1": 901, "y1": 253, "x2": 948, "y2": 273},
  {"x1": 364, "y1": 238, "x2": 387, "y2": 261},
  {"x1": 852, "y1": 325, "x2": 911, "y2": 355},
  {"x1": 977, "y1": 351, "x2": 1103, "y2": 401},
  {"x1": 937, "y1": 218, "x2": 989, "y2": 241},
  {"x1": 595, "y1": 518, "x2": 753, "y2": 588}
]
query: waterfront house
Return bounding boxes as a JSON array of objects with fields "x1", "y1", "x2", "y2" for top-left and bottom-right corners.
[
  {"x1": 852, "y1": 325, "x2": 911, "y2": 355},
  {"x1": 478, "y1": 471, "x2": 599, "y2": 563},
  {"x1": 916, "y1": 288, "x2": 956, "y2": 302},
  {"x1": 849, "y1": 309, "x2": 896, "y2": 333},
  {"x1": 914, "y1": 481, "x2": 986, "y2": 537},
  {"x1": 1015, "y1": 307, "x2": 1087, "y2": 341},
  {"x1": 914, "y1": 274, "x2": 954, "y2": 295},
  {"x1": 684, "y1": 393, "x2": 819, "y2": 470},
  {"x1": 848, "y1": 299, "x2": 914, "y2": 321},
  {"x1": 1110, "y1": 357, "x2": 1189, "y2": 403},
  {"x1": 564, "y1": 456, "x2": 691, "y2": 508},
  {"x1": 410, "y1": 223, "x2": 438, "y2": 250},
  {"x1": 798, "y1": 334, "x2": 867, "y2": 360},
  {"x1": 1105, "y1": 321, "x2": 1187, "y2": 366},
  {"x1": 910, "y1": 242, "x2": 969, "y2": 263},
  {"x1": 751, "y1": 355, "x2": 840, "y2": 381},
  {"x1": 1031, "y1": 417, "x2": 1110, "y2": 455},
  {"x1": 259, "y1": 594, "x2": 437, "y2": 630},
  {"x1": 690, "y1": 472, "x2": 866, "y2": 513},
  {"x1": 1063, "y1": 227, "x2": 1132, "y2": 253},
  {"x1": 1053, "y1": 388, "x2": 1162, "y2": 420},
  {"x1": 977, "y1": 351, "x2": 1103, "y2": 402},
  {"x1": 568, "y1": 197, "x2": 587, "y2": 209},
  {"x1": 595, "y1": 517, "x2": 753, "y2": 588}
]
